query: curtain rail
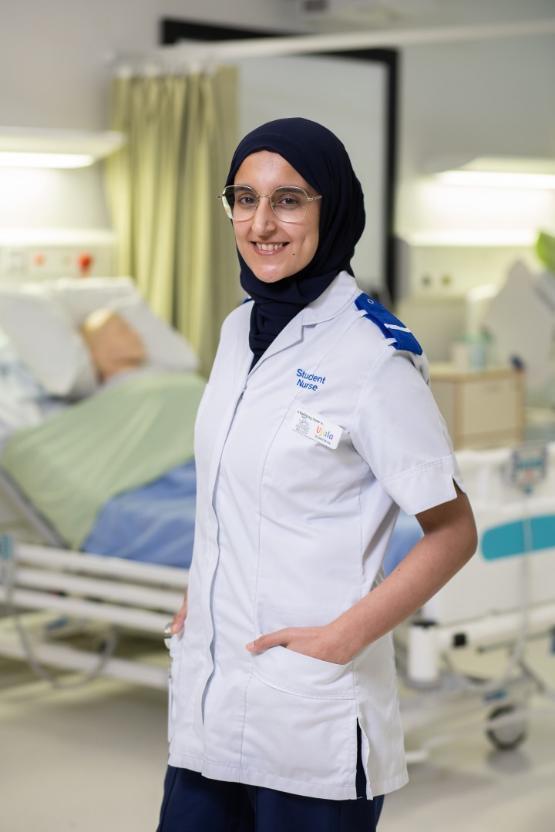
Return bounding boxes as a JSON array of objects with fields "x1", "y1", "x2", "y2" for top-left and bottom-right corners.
[{"x1": 110, "y1": 17, "x2": 555, "y2": 75}]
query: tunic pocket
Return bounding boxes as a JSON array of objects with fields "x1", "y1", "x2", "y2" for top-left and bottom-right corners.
[
  {"x1": 243, "y1": 605, "x2": 358, "y2": 794},
  {"x1": 253, "y1": 603, "x2": 355, "y2": 700},
  {"x1": 253, "y1": 646, "x2": 354, "y2": 700},
  {"x1": 243, "y1": 661, "x2": 357, "y2": 793}
]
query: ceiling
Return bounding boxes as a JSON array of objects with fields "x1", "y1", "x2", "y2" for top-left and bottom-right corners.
[{"x1": 297, "y1": 0, "x2": 555, "y2": 34}]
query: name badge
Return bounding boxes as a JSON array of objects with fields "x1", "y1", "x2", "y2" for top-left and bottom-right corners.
[{"x1": 291, "y1": 408, "x2": 343, "y2": 450}]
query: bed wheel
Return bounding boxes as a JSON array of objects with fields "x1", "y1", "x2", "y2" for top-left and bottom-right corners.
[{"x1": 486, "y1": 704, "x2": 528, "y2": 751}]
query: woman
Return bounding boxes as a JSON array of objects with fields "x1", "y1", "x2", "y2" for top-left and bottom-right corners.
[{"x1": 157, "y1": 118, "x2": 477, "y2": 831}]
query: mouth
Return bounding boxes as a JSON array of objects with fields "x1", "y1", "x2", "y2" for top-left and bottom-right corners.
[{"x1": 250, "y1": 242, "x2": 289, "y2": 256}]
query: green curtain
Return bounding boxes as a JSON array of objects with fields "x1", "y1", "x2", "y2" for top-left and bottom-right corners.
[{"x1": 105, "y1": 68, "x2": 239, "y2": 375}]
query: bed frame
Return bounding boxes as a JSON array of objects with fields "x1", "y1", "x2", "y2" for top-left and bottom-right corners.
[
  {"x1": 0, "y1": 471, "x2": 187, "y2": 689},
  {"x1": 0, "y1": 537, "x2": 187, "y2": 689}
]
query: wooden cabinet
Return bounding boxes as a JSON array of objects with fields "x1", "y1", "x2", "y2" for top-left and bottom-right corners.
[{"x1": 430, "y1": 364, "x2": 525, "y2": 449}]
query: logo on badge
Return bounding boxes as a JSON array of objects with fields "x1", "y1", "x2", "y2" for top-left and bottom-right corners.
[{"x1": 297, "y1": 413, "x2": 310, "y2": 436}]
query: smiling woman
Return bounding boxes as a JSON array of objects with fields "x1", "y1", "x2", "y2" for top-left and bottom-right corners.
[
  {"x1": 220, "y1": 118, "x2": 366, "y2": 369},
  {"x1": 156, "y1": 117, "x2": 476, "y2": 832}
]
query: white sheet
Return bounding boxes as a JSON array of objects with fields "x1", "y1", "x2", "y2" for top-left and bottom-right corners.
[{"x1": 0, "y1": 336, "x2": 67, "y2": 450}]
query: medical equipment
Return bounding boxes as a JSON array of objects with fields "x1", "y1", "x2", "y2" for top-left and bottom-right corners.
[
  {"x1": 485, "y1": 260, "x2": 555, "y2": 396},
  {"x1": 400, "y1": 442, "x2": 555, "y2": 759}
]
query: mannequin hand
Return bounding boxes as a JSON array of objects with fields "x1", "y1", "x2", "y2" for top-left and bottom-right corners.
[
  {"x1": 245, "y1": 625, "x2": 352, "y2": 665},
  {"x1": 170, "y1": 594, "x2": 188, "y2": 635}
]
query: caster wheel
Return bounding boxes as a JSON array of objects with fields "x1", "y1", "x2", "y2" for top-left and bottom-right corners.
[{"x1": 486, "y1": 704, "x2": 527, "y2": 751}]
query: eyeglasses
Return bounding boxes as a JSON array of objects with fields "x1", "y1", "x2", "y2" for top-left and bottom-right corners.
[{"x1": 219, "y1": 185, "x2": 322, "y2": 224}]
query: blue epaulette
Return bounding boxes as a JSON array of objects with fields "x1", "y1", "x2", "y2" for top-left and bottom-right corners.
[{"x1": 355, "y1": 293, "x2": 422, "y2": 355}]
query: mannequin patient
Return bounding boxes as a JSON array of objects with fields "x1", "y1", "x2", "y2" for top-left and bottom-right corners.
[{"x1": 81, "y1": 309, "x2": 146, "y2": 382}]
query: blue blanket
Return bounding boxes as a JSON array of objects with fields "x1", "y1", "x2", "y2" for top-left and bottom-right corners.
[
  {"x1": 383, "y1": 511, "x2": 423, "y2": 575},
  {"x1": 83, "y1": 460, "x2": 197, "y2": 569}
]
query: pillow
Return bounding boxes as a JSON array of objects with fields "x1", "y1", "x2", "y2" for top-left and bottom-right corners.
[
  {"x1": 109, "y1": 297, "x2": 198, "y2": 372},
  {"x1": 0, "y1": 284, "x2": 97, "y2": 398},
  {"x1": 0, "y1": 336, "x2": 48, "y2": 398},
  {"x1": 81, "y1": 309, "x2": 146, "y2": 381},
  {"x1": 50, "y1": 277, "x2": 140, "y2": 326}
]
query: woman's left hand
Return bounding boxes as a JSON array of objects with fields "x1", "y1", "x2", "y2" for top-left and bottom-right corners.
[{"x1": 246, "y1": 625, "x2": 352, "y2": 665}]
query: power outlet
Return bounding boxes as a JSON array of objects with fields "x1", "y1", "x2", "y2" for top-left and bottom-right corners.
[
  {"x1": 0, "y1": 247, "x2": 28, "y2": 278},
  {"x1": 0, "y1": 246, "x2": 113, "y2": 279}
]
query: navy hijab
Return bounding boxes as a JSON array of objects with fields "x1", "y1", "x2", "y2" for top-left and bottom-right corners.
[{"x1": 225, "y1": 117, "x2": 365, "y2": 366}]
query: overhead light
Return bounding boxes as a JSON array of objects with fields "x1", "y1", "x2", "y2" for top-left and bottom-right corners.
[
  {"x1": 436, "y1": 170, "x2": 555, "y2": 190},
  {"x1": 0, "y1": 152, "x2": 95, "y2": 169},
  {"x1": 429, "y1": 156, "x2": 555, "y2": 190},
  {"x1": 0, "y1": 228, "x2": 116, "y2": 246},
  {"x1": 406, "y1": 229, "x2": 537, "y2": 247},
  {"x1": 0, "y1": 127, "x2": 125, "y2": 170}
]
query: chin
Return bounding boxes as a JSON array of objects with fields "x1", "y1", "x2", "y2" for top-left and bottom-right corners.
[
  {"x1": 253, "y1": 269, "x2": 294, "y2": 283},
  {"x1": 244, "y1": 257, "x2": 296, "y2": 283}
]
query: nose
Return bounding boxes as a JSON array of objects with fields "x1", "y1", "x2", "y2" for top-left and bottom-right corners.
[{"x1": 250, "y1": 195, "x2": 277, "y2": 234}]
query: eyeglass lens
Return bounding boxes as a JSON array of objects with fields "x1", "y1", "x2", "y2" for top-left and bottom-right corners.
[{"x1": 222, "y1": 186, "x2": 314, "y2": 223}]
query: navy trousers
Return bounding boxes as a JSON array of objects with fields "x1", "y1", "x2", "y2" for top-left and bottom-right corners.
[{"x1": 157, "y1": 727, "x2": 384, "y2": 832}]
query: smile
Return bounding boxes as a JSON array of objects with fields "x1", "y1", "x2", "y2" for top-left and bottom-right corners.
[{"x1": 251, "y1": 242, "x2": 288, "y2": 255}]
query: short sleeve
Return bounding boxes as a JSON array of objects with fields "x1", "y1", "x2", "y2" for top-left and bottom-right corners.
[{"x1": 351, "y1": 349, "x2": 464, "y2": 515}]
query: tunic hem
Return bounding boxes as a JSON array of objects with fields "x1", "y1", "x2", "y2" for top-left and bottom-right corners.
[{"x1": 168, "y1": 750, "x2": 409, "y2": 800}]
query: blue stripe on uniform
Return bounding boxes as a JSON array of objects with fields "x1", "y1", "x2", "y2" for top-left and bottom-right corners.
[{"x1": 355, "y1": 293, "x2": 423, "y2": 355}]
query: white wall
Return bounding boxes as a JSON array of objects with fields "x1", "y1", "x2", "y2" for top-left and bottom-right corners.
[
  {"x1": 0, "y1": 0, "x2": 302, "y2": 130},
  {"x1": 401, "y1": 35, "x2": 555, "y2": 172},
  {"x1": 397, "y1": 33, "x2": 555, "y2": 237},
  {"x1": 394, "y1": 32, "x2": 555, "y2": 298}
]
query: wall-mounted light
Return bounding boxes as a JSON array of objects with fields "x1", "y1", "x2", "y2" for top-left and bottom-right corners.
[
  {"x1": 0, "y1": 127, "x2": 125, "y2": 169},
  {"x1": 436, "y1": 170, "x2": 555, "y2": 190},
  {"x1": 0, "y1": 152, "x2": 95, "y2": 169},
  {"x1": 429, "y1": 156, "x2": 555, "y2": 190},
  {"x1": 405, "y1": 229, "x2": 538, "y2": 247}
]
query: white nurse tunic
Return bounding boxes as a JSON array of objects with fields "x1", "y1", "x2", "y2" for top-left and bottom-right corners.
[{"x1": 167, "y1": 271, "x2": 462, "y2": 800}]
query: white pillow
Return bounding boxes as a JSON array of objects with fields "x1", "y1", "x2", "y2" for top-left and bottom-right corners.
[
  {"x1": 110, "y1": 297, "x2": 199, "y2": 372},
  {"x1": 0, "y1": 284, "x2": 97, "y2": 398},
  {"x1": 50, "y1": 277, "x2": 139, "y2": 326}
]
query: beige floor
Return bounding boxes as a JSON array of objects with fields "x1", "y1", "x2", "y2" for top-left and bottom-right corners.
[{"x1": 1, "y1": 640, "x2": 554, "y2": 832}]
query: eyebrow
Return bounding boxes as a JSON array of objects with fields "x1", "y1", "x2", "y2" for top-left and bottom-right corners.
[
  {"x1": 232, "y1": 183, "x2": 316, "y2": 196},
  {"x1": 233, "y1": 183, "x2": 308, "y2": 189}
]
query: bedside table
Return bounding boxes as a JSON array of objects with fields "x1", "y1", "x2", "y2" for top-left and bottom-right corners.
[{"x1": 430, "y1": 363, "x2": 525, "y2": 449}]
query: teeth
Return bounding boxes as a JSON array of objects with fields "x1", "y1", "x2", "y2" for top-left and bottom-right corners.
[{"x1": 255, "y1": 243, "x2": 285, "y2": 251}]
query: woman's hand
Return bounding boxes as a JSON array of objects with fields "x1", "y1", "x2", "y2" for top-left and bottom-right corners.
[
  {"x1": 170, "y1": 594, "x2": 188, "y2": 635},
  {"x1": 246, "y1": 624, "x2": 352, "y2": 665}
]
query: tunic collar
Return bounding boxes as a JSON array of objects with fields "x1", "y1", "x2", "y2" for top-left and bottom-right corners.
[
  {"x1": 245, "y1": 271, "x2": 359, "y2": 376},
  {"x1": 302, "y1": 271, "x2": 359, "y2": 326}
]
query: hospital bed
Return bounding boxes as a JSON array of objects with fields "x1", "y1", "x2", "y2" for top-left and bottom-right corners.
[
  {"x1": 389, "y1": 259, "x2": 555, "y2": 755},
  {"x1": 0, "y1": 277, "x2": 201, "y2": 688}
]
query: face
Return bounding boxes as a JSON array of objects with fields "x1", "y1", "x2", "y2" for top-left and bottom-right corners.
[{"x1": 232, "y1": 151, "x2": 320, "y2": 283}]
